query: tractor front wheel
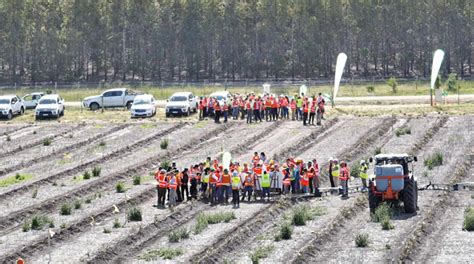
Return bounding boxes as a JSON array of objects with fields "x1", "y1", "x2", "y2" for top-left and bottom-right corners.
[
  {"x1": 403, "y1": 179, "x2": 417, "y2": 214},
  {"x1": 368, "y1": 180, "x2": 381, "y2": 213}
]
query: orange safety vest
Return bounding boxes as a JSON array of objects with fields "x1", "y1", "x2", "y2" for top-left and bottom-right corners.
[
  {"x1": 282, "y1": 98, "x2": 289, "y2": 107},
  {"x1": 168, "y1": 178, "x2": 178, "y2": 190},
  {"x1": 244, "y1": 175, "x2": 254, "y2": 186},
  {"x1": 265, "y1": 100, "x2": 272, "y2": 108},
  {"x1": 301, "y1": 173, "x2": 309, "y2": 187},
  {"x1": 307, "y1": 171, "x2": 314, "y2": 179},
  {"x1": 252, "y1": 155, "x2": 260, "y2": 164},
  {"x1": 214, "y1": 103, "x2": 221, "y2": 111},
  {"x1": 253, "y1": 167, "x2": 262, "y2": 176},
  {"x1": 157, "y1": 173, "x2": 168, "y2": 188},
  {"x1": 272, "y1": 100, "x2": 279, "y2": 108},
  {"x1": 290, "y1": 101, "x2": 297, "y2": 109},
  {"x1": 221, "y1": 173, "x2": 231, "y2": 185},
  {"x1": 283, "y1": 177, "x2": 291, "y2": 186},
  {"x1": 210, "y1": 172, "x2": 219, "y2": 184},
  {"x1": 223, "y1": 104, "x2": 228, "y2": 111},
  {"x1": 340, "y1": 167, "x2": 350, "y2": 181},
  {"x1": 303, "y1": 103, "x2": 309, "y2": 113}
]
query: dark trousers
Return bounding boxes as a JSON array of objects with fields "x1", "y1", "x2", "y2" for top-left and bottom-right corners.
[
  {"x1": 253, "y1": 109, "x2": 261, "y2": 122},
  {"x1": 265, "y1": 108, "x2": 271, "y2": 121},
  {"x1": 176, "y1": 187, "x2": 182, "y2": 202},
  {"x1": 157, "y1": 187, "x2": 167, "y2": 206},
  {"x1": 214, "y1": 110, "x2": 221, "y2": 123},
  {"x1": 242, "y1": 186, "x2": 253, "y2": 201},
  {"x1": 261, "y1": 187, "x2": 270, "y2": 199},
  {"x1": 190, "y1": 184, "x2": 198, "y2": 199},
  {"x1": 303, "y1": 112, "x2": 309, "y2": 125},
  {"x1": 329, "y1": 170, "x2": 335, "y2": 187},
  {"x1": 291, "y1": 180, "x2": 296, "y2": 194},
  {"x1": 309, "y1": 112, "x2": 315, "y2": 125},
  {"x1": 271, "y1": 108, "x2": 277, "y2": 120},
  {"x1": 181, "y1": 185, "x2": 189, "y2": 201},
  {"x1": 232, "y1": 189, "x2": 240, "y2": 206},
  {"x1": 223, "y1": 110, "x2": 228, "y2": 123},
  {"x1": 309, "y1": 177, "x2": 314, "y2": 193},
  {"x1": 246, "y1": 109, "x2": 253, "y2": 123},
  {"x1": 240, "y1": 107, "x2": 245, "y2": 119}
]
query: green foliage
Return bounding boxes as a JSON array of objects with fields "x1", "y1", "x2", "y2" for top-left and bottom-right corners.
[
  {"x1": 85, "y1": 197, "x2": 93, "y2": 204},
  {"x1": 366, "y1": 86, "x2": 375, "y2": 93},
  {"x1": 395, "y1": 127, "x2": 411, "y2": 137},
  {"x1": 99, "y1": 141, "x2": 106, "y2": 147},
  {"x1": 127, "y1": 207, "x2": 142, "y2": 221},
  {"x1": 161, "y1": 160, "x2": 171, "y2": 170},
  {"x1": 22, "y1": 221, "x2": 31, "y2": 232},
  {"x1": 116, "y1": 181, "x2": 125, "y2": 193},
  {"x1": 275, "y1": 222, "x2": 293, "y2": 241},
  {"x1": 29, "y1": 215, "x2": 54, "y2": 230},
  {"x1": 74, "y1": 199, "x2": 82, "y2": 209},
  {"x1": 463, "y1": 207, "x2": 474, "y2": 231},
  {"x1": 424, "y1": 152, "x2": 443, "y2": 170},
  {"x1": 446, "y1": 73, "x2": 459, "y2": 92},
  {"x1": 371, "y1": 203, "x2": 392, "y2": 223},
  {"x1": 168, "y1": 227, "x2": 190, "y2": 243},
  {"x1": 0, "y1": 173, "x2": 33, "y2": 187},
  {"x1": 350, "y1": 164, "x2": 361, "y2": 178},
  {"x1": 160, "y1": 138, "x2": 169, "y2": 150},
  {"x1": 43, "y1": 138, "x2": 52, "y2": 146},
  {"x1": 381, "y1": 219, "x2": 395, "y2": 230},
  {"x1": 374, "y1": 147, "x2": 382, "y2": 155},
  {"x1": 387, "y1": 77, "x2": 398, "y2": 94},
  {"x1": 133, "y1": 175, "x2": 141, "y2": 185},
  {"x1": 60, "y1": 203, "x2": 72, "y2": 215},
  {"x1": 251, "y1": 245, "x2": 275, "y2": 264},
  {"x1": 194, "y1": 212, "x2": 236, "y2": 234},
  {"x1": 291, "y1": 205, "x2": 326, "y2": 226},
  {"x1": 355, "y1": 233, "x2": 370, "y2": 247},
  {"x1": 92, "y1": 166, "x2": 101, "y2": 177},
  {"x1": 83, "y1": 170, "x2": 91, "y2": 180},
  {"x1": 113, "y1": 218, "x2": 122, "y2": 228},
  {"x1": 103, "y1": 228, "x2": 111, "y2": 234},
  {"x1": 434, "y1": 75, "x2": 442, "y2": 89},
  {"x1": 139, "y1": 248, "x2": 183, "y2": 261}
]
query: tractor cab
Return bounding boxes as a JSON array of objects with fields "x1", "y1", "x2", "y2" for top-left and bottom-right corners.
[{"x1": 368, "y1": 154, "x2": 418, "y2": 214}]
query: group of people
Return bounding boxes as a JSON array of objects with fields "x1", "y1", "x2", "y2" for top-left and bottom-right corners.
[
  {"x1": 154, "y1": 152, "x2": 369, "y2": 209},
  {"x1": 198, "y1": 93, "x2": 326, "y2": 126}
]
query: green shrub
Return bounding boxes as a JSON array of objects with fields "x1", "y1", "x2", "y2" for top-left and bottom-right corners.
[
  {"x1": 133, "y1": 175, "x2": 141, "y2": 185},
  {"x1": 395, "y1": 127, "x2": 412, "y2": 137},
  {"x1": 33, "y1": 131, "x2": 37, "y2": 135},
  {"x1": 366, "y1": 86, "x2": 375, "y2": 93},
  {"x1": 103, "y1": 228, "x2": 111, "y2": 234},
  {"x1": 74, "y1": 199, "x2": 82, "y2": 210},
  {"x1": 43, "y1": 138, "x2": 51, "y2": 146},
  {"x1": 446, "y1": 73, "x2": 459, "y2": 92},
  {"x1": 291, "y1": 205, "x2": 326, "y2": 226},
  {"x1": 350, "y1": 164, "x2": 361, "y2": 178},
  {"x1": 374, "y1": 147, "x2": 382, "y2": 155},
  {"x1": 251, "y1": 245, "x2": 275, "y2": 264},
  {"x1": 275, "y1": 222, "x2": 293, "y2": 241},
  {"x1": 83, "y1": 171, "x2": 91, "y2": 180},
  {"x1": 387, "y1": 77, "x2": 398, "y2": 94},
  {"x1": 371, "y1": 203, "x2": 391, "y2": 223},
  {"x1": 113, "y1": 218, "x2": 122, "y2": 229},
  {"x1": 127, "y1": 207, "x2": 142, "y2": 221},
  {"x1": 463, "y1": 207, "x2": 474, "y2": 231},
  {"x1": 424, "y1": 152, "x2": 443, "y2": 170},
  {"x1": 22, "y1": 221, "x2": 31, "y2": 232},
  {"x1": 92, "y1": 166, "x2": 101, "y2": 177},
  {"x1": 160, "y1": 138, "x2": 169, "y2": 149},
  {"x1": 32, "y1": 189, "x2": 38, "y2": 198},
  {"x1": 161, "y1": 160, "x2": 171, "y2": 170},
  {"x1": 116, "y1": 181, "x2": 125, "y2": 193},
  {"x1": 99, "y1": 141, "x2": 106, "y2": 147},
  {"x1": 85, "y1": 197, "x2": 92, "y2": 204},
  {"x1": 139, "y1": 248, "x2": 183, "y2": 261},
  {"x1": 168, "y1": 227, "x2": 190, "y2": 242},
  {"x1": 355, "y1": 233, "x2": 370, "y2": 247},
  {"x1": 194, "y1": 212, "x2": 236, "y2": 234},
  {"x1": 381, "y1": 219, "x2": 395, "y2": 230},
  {"x1": 60, "y1": 203, "x2": 72, "y2": 215},
  {"x1": 31, "y1": 215, "x2": 53, "y2": 230}
]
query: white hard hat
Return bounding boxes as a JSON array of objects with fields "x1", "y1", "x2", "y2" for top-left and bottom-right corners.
[{"x1": 360, "y1": 160, "x2": 365, "y2": 165}]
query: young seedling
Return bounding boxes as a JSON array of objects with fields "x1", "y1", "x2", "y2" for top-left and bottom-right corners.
[
  {"x1": 133, "y1": 175, "x2": 141, "y2": 185},
  {"x1": 74, "y1": 199, "x2": 82, "y2": 210},
  {"x1": 99, "y1": 141, "x2": 106, "y2": 147},
  {"x1": 116, "y1": 182, "x2": 126, "y2": 193},
  {"x1": 83, "y1": 171, "x2": 91, "y2": 180},
  {"x1": 113, "y1": 218, "x2": 122, "y2": 229},
  {"x1": 463, "y1": 207, "x2": 474, "y2": 231},
  {"x1": 43, "y1": 138, "x2": 52, "y2": 146},
  {"x1": 160, "y1": 138, "x2": 169, "y2": 149},
  {"x1": 127, "y1": 207, "x2": 142, "y2": 222},
  {"x1": 92, "y1": 166, "x2": 101, "y2": 177},
  {"x1": 168, "y1": 227, "x2": 190, "y2": 243},
  {"x1": 355, "y1": 233, "x2": 370, "y2": 247},
  {"x1": 60, "y1": 203, "x2": 72, "y2": 215},
  {"x1": 32, "y1": 189, "x2": 38, "y2": 199}
]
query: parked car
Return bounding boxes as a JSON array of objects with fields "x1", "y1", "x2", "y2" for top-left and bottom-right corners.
[
  {"x1": 165, "y1": 92, "x2": 198, "y2": 117},
  {"x1": 130, "y1": 94, "x2": 157, "y2": 118},
  {"x1": 82, "y1": 88, "x2": 142, "y2": 111},
  {"x1": 22, "y1": 92, "x2": 45, "y2": 109},
  {"x1": 0, "y1": 95, "x2": 25, "y2": 120},
  {"x1": 209, "y1": 91, "x2": 232, "y2": 106},
  {"x1": 35, "y1": 94, "x2": 65, "y2": 120}
]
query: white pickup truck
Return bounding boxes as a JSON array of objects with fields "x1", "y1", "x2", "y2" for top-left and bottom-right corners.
[
  {"x1": 0, "y1": 95, "x2": 25, "y2": 120},
  {"x1": 82, "y1": 88, "x2": 142, "y2": 110}
]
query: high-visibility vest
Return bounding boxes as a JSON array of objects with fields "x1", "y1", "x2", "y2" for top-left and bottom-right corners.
[
  {"x1": 303, "y1": 103, "x2": 309, "y2": 113},
  {"x1": 252, "y1": 155, "x2": 260, "y2": 164},
  {"x1": 244, "y1": 175, "x2": 254, "y2": 187},
  {"x1": 307, "y1": 171, "x2": 314, "y2": 179},
  {"x1": 158, "y1": 173, "x2": 168, "y2": 188},
  {"x1": 300, "y1": 174, "x2": 309, "y2": 187},
  {"x1": 202, "y1": 173, "x2": 210, "y2": 183},
  {"x1": 210, "y1": 172, "x2": 219, "y2": 184},
  {"x1": 223, "y1": 104, "x2": 228, "y2": 111},
  {"x1": 272, "y1": 100, "x2": 279, "y2": 108},
  {"x1": 332, "y1": 164, "x2": 340, "y2": 177},
  {"x1": 283, "y1": 177, "x2": 291, "y2": 186},
  {"x1": 253, "y1": 167, "x2": 262, "y2": 176},
  {"x1": 290, "y1": 101, "x2": 297, "y2": 109},
  {"x1": 168, "y1": 178, "x2": 177, "y2": 190},
  {"x1": 296, "y1": 98, "x2": 303, "y2": 107},
  {"x1": 221, "y1": 174, "x2": 231, "y2": 185},
  {"x1": 261, "y1": 173, "x2": 271, "y2": 188},
  {"x1": 265, "y1": 100, "x2": 272, "y2": 108},
  {"x1": 360, "y1": 165, "x2": 369, "y2": 179},
  {"x1": 232, "y1": 176, "x2": 241, "y2": 190},
  {"x1": 340, "y1": 167, "x2": 349, "y2": 181}
]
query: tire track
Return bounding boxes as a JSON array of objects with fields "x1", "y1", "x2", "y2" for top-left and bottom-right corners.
[
  {"x1": 0, "y1": 123, "x2": 238, "y2": 263},
  {"x1": 290, "y1": 116, "x2": 450, "y2": 263},
  {"x1": 0, "y1": 124, "x2": 131, "y2": 177},
  {"x1": 0, "y1": 123, "x2": 86, "y2": 159},
  {"x1": 0, "y1": 122, "x2": 188, "y2": 231},
  {"x1": 193, "y1": 118, "x2": 395, "y2": 263},
  {"x1": 0, "y1": 124, "x2": 31, "y2": 137}
]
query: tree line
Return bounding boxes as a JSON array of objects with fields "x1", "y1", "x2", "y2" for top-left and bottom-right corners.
[{"x1": 0, "y1": 0, "x2": 471, "y2": 83}]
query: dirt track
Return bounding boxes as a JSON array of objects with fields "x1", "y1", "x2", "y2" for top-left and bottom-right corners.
[{"x1": 0, "y1": 115, "x2": 472, "y2": 263}]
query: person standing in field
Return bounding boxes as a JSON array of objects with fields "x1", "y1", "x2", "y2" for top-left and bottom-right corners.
[
  {"x1": 359, "y1": 160, "x2": 369, "y2": 192},
  {"x1": 340, "y1": 161, "x2": 350, "y2": 198},
  {"x1": 155, "y1": 168, "x2": 168, "y2": 208},
  {"x1": 180, "y1": 168, "x2": 189, "y2": 201},
  {"x1": 328, "y1": 158, "x2": 335, "y2": 188},
  {"x1": 168, "y1": 172, "x2": 178, "y2": 210},
  {"x1": 231, "y1": 170, "x2": 241, "y2": 208}
]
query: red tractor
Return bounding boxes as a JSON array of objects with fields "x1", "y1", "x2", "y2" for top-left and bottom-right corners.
[{"x1": 368, "y1": 154, "x2": 418, "y2": 213}]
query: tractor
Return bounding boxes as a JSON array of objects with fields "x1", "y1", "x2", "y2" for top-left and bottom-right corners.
[{"x1": 368, "y1": 154, "x2": 418, "y2": 213}]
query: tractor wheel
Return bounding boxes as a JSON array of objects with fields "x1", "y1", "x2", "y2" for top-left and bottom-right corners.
[
  {"x1": 403, "y1": 179, "x2": 417, "y2": 214},
  {"x1": 368, "y1": 181, "x2": 381, "y2": 213}
]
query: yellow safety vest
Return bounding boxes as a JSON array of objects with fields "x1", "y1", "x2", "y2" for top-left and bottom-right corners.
[
  {"x1": 232, "y1": 176, "x2": 241, "y2": 189},
  {"x1": 360, "y1": 165, "x2": 368, "y2": 179},
  {"x1": 331, "y1": 164, "x2": 340, "y2": 177},
  {"x1": 202, "y1": 173, "x2": 210, "y2": 183},
  {"x1": 261, "y1": 173, "x2": 271, "y2": 188}
]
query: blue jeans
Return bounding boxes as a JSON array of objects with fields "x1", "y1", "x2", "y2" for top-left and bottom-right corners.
[
  {"x1": 246, "y1": 109, "x2": 253, "y2": 123},
  {"x1": 261, "y1": 187, "x2": 270, "y2": 199},
  {"x1": 232, "y1": 107, "x2": 239, "y2": 119}
]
